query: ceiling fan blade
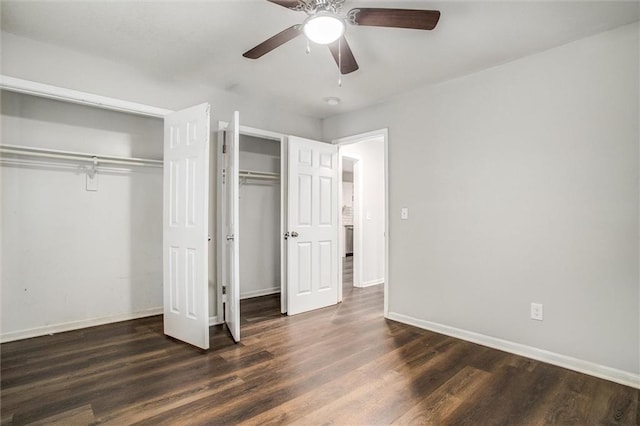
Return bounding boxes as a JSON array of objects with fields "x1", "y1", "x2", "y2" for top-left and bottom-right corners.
[
  {"x1": 348, "y1": 8, "x2": 440, "y2": 30},
  {"x1": 328, "y1": 36, "x2": 359, "y2": 75},
  {"x1": 267, "y1": 0, "x2": 301, "y2": 10},
  {"x1": 243, "y1": 25, "x2": 302, "y2": 59}
]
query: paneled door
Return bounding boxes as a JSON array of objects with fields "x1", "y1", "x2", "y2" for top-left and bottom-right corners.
[
  {"x1": 163, "y1": 103, "x2": 211, "y2": 349},
  {"x1": 224, "y1": 111, "x2": 241, "y2": 342},
  {"x1": 287, "y1": 136, "x2": 339, "y2": 315}
]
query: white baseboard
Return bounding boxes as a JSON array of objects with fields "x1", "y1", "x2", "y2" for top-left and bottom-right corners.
[
  {"x1": 240, "y1": 287, "x2": 280, "y2": 300},
  {"x1": 0, "y1": 307, "x2": 163, "y2": 343},
  {"x1": 386, "y1": 312, "x2": 640, "y2": 389},
  {"x1": 209, "y1": 316, "x2": 222, "y2": 326},
  {"x1": 357, "y1": 278, "x2": 384, "y2": 288}
]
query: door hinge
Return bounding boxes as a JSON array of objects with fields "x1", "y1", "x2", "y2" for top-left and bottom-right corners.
[{"x1": 222, "y1": 285, "x2": 227, "y2": 295}]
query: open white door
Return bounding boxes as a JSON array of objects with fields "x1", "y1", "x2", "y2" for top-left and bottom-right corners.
[
  {"x1": 287, "y1": 136, "x2": 339, "y2": 315},
  {"x1": 224, "y1": 111, "x2": 241, "y2": 342},
  {"x1": 163, "y1": 103, "x2": 211, "y2": 349},
  {"x1": 280, "y1": 137, "x2": 288, "y2": 314}
]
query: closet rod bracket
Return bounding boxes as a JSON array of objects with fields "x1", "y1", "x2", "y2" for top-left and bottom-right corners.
[{"x1": 87, "y1": 156, "x2": 98, "y2": 178}]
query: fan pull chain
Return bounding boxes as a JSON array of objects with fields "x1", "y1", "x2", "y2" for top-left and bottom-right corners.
[
  {"x1": 338, "y1": 38, "x2": 342, "y2": 87},
  {"x1": 306, "y1": 39, "x2": 310, "y2": 54}
]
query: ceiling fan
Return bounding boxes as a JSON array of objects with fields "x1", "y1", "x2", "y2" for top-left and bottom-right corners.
[{"x1": 243, "y1": 0, "x2": 441, "y2": 75}]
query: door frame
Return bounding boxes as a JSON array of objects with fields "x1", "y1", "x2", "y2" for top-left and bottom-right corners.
[
  {"x1": 333, "y1": 129, "x2": 389, "y2": 317},
  {"x1": 216, "y1": 122, "x2": 286, "y2": 321},
  {"x1": 0, "y1": 75, "x2": 172, "y2": 117}
]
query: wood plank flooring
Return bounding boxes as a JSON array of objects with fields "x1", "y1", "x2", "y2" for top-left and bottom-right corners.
[
  {"x1": 1, "y1": 283, "x2": 638, "y2": 425},
  {"x1": 343, "y1": 255, "x2": 353, "y2": 287}
]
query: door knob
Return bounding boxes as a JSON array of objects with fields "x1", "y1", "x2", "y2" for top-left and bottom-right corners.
[
  {"x1": 290, "y1": 231, "x2": 299, "y2": 238},
  {"x1": 226, "y1": 235, "x2": 234, "y2": 241}
]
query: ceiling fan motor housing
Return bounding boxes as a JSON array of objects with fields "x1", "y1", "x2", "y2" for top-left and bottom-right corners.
[{"x1": 296, "y1": 0, "x2": 345, "y2": 14}]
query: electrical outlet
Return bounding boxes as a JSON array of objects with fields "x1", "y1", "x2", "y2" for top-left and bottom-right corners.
[{"x1": 530, "y1": 303, "x2": 543, "y2": 321}]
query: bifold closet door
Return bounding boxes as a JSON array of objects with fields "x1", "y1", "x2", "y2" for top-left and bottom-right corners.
[
  {"x1": 224, "y1": 111, "x2": 241, "y2": 343},
  {"x1": 163, "y1": 103, "x2": 211, "y2": 350}
]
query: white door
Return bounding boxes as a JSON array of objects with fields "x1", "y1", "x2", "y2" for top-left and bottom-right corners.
[
  {"x1": 224, "y1": 111, "x2": 241, "y2": 342},
  {"x1": 287, "y1": 136, "x2": 339, "y2": 315},
  {"x1": 163, "y1": 103, "x2": 211, "y2": 349}
]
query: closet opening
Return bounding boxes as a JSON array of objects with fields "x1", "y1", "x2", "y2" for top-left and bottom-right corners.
[
  {"x1": 216, "y1": 121, "x2": 287, "y2": 339},
  {"x1": 237, "y1": 134, "x2": 282, "y2": 325},
  {"x1": 1, "y1": 89, "x2": 166, "y2": 342}
]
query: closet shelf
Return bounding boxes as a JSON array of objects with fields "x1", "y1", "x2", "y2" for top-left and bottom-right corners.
[{"x1": 0, "y1": 144, "x2": 163, "y2": 167}]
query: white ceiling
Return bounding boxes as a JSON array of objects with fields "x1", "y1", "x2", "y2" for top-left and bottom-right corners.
[{"x1": 2, "y1": 1, "x2": 638, "y2": 119}]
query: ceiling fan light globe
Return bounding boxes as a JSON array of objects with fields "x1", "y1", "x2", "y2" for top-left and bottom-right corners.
[{"x1": 303, "y1": 14, "x2": 345, "y2": 45}]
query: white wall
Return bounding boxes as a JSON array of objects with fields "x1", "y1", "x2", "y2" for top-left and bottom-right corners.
[
  {"x1": 340, "y1": 138, "x2": 385, "y2": 287},
  {"x1": 1, "y1": 32, "x2": 323, "y2": 140},
  {"x1": 238, "y1": 135, "x2": 281, "y2": 299},
  {"x1": 1, "y1": 30, "x2": 323, "y2": 326},
  {"x1": 324, "y1": 23, "x2": 640, "y2": 378},
  {"x1": 1, "y1": 91, "x2": 163, "y2": 340}
]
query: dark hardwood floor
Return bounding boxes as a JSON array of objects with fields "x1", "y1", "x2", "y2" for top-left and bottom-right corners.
[
  {"x1": 1, "y1": 282, "x2": 638, "y2": 425},
  {"x1": 343, "y1": 255, "x2": 353, "y2": 288}
]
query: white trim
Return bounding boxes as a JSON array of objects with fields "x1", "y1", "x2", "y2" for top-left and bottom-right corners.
[
  {"x1": 0, "y1": 75, "x2": 172, "y2": 118},
  {"x1": 240, "y1": 125, "x2": 283, "y2": 141},
  {"x1": 359, "y1": 278, "x2": 384, "y2": 288},
  {"x1": 218, "y1": 121, "x2": 284, "y2": 141},
  {"x1": 386, "y1": 312, "x2": 640, "y2": 389},
  {"x1": 383, "y1": 129, "x2": 389, "y2": 317},
  {"x1": 0, "y1": 307, "x2": 163, "y2": 343},
  {"x1": 241, "y1": 287, "x2": 281, "y2": 300},
  {"x1": 333, "y1": 129, "x2": 389, "y2": 145},
  {"x1": 353, "y1": 158, "x2": 363, "y2": 288},
  {"x1": 337, "y1": 153, "x2": 343, "y2": 302},
  {"x1": 209, "y1": 316, "x2": 222, "y2": 326},
  {"x1": 333, "y1": 129, "x2": 389, "y2": 316}
]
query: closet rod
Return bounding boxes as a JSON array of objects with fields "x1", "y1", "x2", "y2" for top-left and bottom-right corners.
[
  {"x1": 239, "y1": 170, "x2": 280, "y2": 180},
  {"x1": 0, "y1": 144, "x2": 163, "y2": 167}
]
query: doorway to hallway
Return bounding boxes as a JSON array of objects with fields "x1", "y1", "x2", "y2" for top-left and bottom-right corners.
[{"x1": 336, "y1": 130, "x2": 388, "y2": 314}]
